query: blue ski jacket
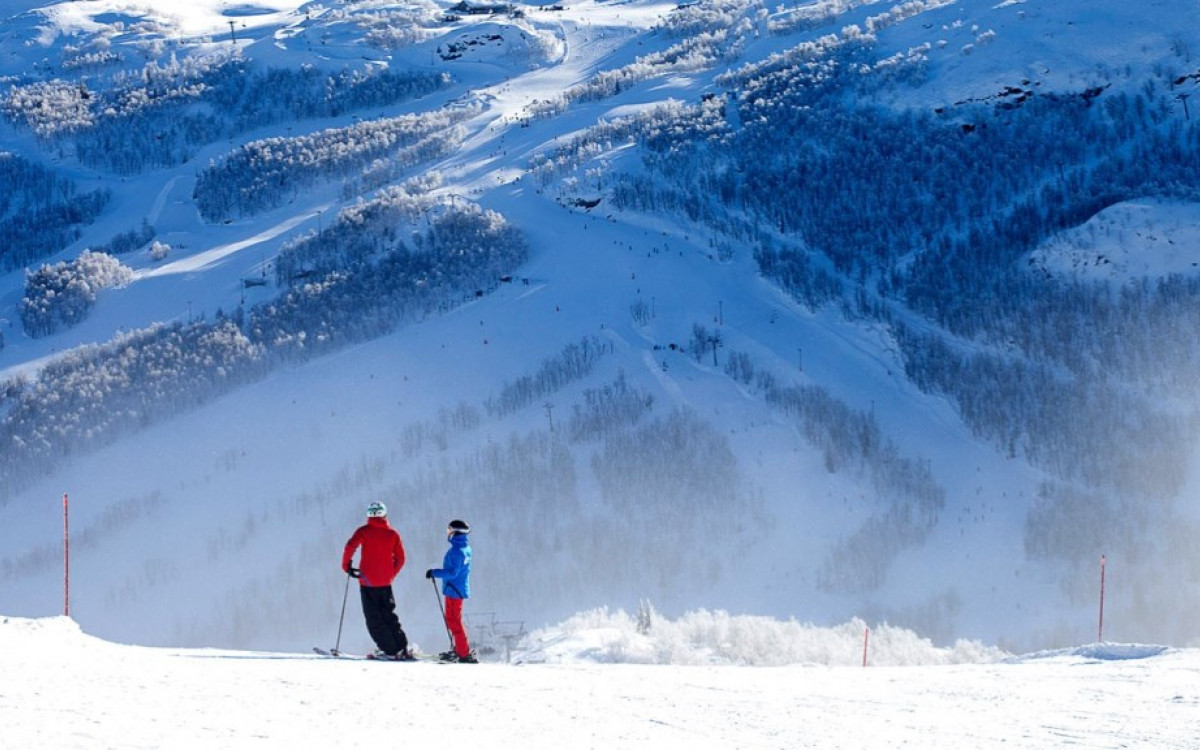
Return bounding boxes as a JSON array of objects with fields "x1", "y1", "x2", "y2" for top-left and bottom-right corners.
[{"x1": 431, "y1": 533, "x2": 471, "y2": 599}]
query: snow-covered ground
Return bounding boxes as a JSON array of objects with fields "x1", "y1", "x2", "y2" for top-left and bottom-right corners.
[
  {"x1": 3, "y1": 615, "x2": 1197, "y2": 748},
  {"x1": 1029, "y1": 200, "x2": 1200, "y2": 282}
]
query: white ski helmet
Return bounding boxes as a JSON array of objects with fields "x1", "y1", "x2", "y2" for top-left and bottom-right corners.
[{"x1": 367, "y1": 501, "x2": 387, "y2": 518}]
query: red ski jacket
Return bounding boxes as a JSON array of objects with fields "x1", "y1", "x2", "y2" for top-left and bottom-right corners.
[{"x1": 342, "y1": 517, "x2": 406, "y2": 587}]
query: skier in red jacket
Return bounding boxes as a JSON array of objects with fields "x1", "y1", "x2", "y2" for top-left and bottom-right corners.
[{"x1": 342, "y1": 501, "x2": 411, "y2": 659}]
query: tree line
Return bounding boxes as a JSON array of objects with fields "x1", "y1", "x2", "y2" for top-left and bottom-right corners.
[
  {"x1": 0, "y1": 152, "x2": 109, "y2": 272},
  {"x1": 4, "y1": 52, "x2": 449, "y2": 175},
  {"x1": 0, "y1": 195, "x2": 527, "y2": 503}
]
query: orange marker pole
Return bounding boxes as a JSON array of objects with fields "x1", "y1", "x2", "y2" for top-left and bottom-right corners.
[{"x1": 63, "y1": 493, "x2": 70, "y2": 617}]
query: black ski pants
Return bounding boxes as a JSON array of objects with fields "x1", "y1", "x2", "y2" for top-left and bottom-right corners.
[{"x1": 359, "y1": 585, "x2": 408, "y2": 656}]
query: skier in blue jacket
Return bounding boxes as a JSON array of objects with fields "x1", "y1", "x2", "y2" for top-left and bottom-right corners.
[{"x1": 425, "y1": 519, "x2": 475, "y2": 663}]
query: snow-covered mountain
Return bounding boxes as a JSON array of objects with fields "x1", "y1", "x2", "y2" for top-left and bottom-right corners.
[{"x1": 2, "y1": 0, "x2": 1199, "y2": 659}]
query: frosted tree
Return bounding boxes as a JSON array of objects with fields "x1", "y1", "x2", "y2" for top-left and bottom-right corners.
[{"x1": 20, "y1": 251, "x2": 135, "y2": 337}]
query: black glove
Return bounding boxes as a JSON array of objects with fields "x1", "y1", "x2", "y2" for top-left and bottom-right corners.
[
  {"x1": 425, "y1": 569, "x2": 434, "y2": 579},
  {"x1": 347, "y1": 567, "x2": 361, "y2": 579}
]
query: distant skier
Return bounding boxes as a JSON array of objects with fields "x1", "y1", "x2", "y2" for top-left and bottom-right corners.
[
  {"x1": 426, "y1": 519, "x2": 476, "y2": 663},
  {"x1": 342, "y1": 501, "x2": 412, "y2": 660}
]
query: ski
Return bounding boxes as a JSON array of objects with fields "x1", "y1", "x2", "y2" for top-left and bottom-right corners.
[
  {"x1": 312, "y1": 646, "x2": 442, "y2": 662},
  {"x1": 366, "y1": 652, "x2": 441, "y2": 662},
  {"x1": 398, "y1": 652, "x2": 441, "y2": 662},
  {"x1": 433, "y1": 651, "x2": 480, "y2": 664}
]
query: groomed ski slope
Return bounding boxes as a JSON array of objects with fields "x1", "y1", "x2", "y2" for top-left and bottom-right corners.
[{"x1": 2, "y1": 616, "x2": 1198, "y2": 748}]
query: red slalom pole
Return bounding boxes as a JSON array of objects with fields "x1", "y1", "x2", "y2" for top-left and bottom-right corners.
[
  {"x1": 862, "y1": 626, "x2": 870, "y2": 667},
  {"x1": 63, "y1": 492, "x2": 70, "y2": 618},
  {"x1": 1098, "y1": 554, "x2": 1106, "y2": 643}
]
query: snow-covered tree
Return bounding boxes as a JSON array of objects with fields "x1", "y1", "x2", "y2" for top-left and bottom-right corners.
[{"x1": 20, "y1": 251, "x2": 135, "y2": 337}]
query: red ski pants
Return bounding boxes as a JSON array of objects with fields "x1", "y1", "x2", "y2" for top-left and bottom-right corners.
[{"x1": 444, "y1": 597, "x2": 470, "y2": 658}]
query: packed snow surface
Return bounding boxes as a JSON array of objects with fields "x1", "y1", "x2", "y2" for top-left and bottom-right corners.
[{"x1": 2, "y1": 615, "x2": 1198, "y2": 748}]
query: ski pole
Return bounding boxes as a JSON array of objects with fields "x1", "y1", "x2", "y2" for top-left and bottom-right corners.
[
  {"x1": 431, "y1": 576, "x2": 454, "y2": 650},
  {"x1": 334, "y1": 569, "x2": 352, "y2": 655}
]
